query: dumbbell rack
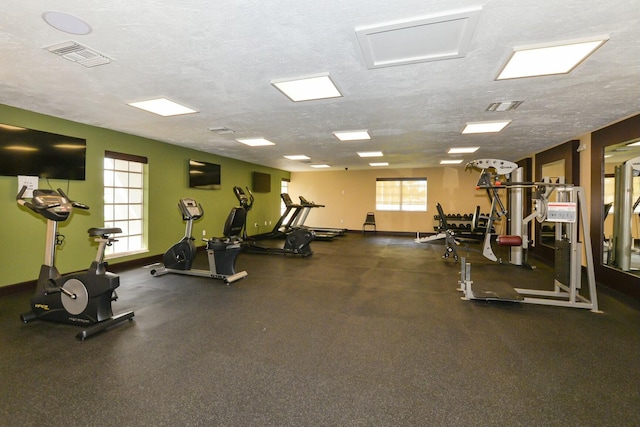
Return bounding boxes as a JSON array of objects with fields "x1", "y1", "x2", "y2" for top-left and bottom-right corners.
[{"x1": 433, "y1": 212, "x2": 493, "y2": 235}]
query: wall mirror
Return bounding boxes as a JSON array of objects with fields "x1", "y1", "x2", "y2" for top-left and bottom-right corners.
[
  {"x1": 602, "y1": 139, "x2": 640, "y2": 276},
  {"x1": 591, "y1": 114, "x2": 640, "y2": 300}
]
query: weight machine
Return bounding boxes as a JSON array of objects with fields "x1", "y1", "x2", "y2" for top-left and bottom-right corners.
[
  {"x1": 457, "y1": 159, "x2": 600, "y2": 312},
  {"x1": 415, "y1": 159, "x2": 523, "y2": 264}
]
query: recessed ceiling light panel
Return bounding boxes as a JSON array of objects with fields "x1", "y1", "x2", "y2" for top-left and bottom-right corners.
[
  {"x1": 236, "y1": 138, "x2": 275, "y2": 147},
  {"x1": 448, "y1": 147, "x2": 479, "y2": 154},
  {"x1": 357, "y1": 151, "x2": 383, "y2": 158},
  {"x1": 284, "y1": 155, "x2": 311, "y2": 160},
  {"x1": 333, "y1": 130, "x2": 371, "y2": 141},
  {"x1": 462, "y1": 121, "x2": 511, "y2": 134},
  {"x1": 626, "y1": 139, "x2": 640, "y2": 147},
  {"x1": 497, "y1": 37, "x2": 608, "y2": 80},
  {"x1": 128, "y1": 98, "x2": 198, "y2": 117},
  {"x1": 370, "y1": 162, "x2": 389, "y2": 167},
  {"x1": 310, "y1": 164, "x2": 331, "y2": 168},
  {"x1": 440, "y1": 159, "x2": 464, "y2": 164},
  {"x1": 271, "y1": 74, "x2": 342, "y2": 102}
]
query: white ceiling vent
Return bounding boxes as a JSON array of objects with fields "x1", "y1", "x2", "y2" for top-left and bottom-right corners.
[
  {"x1": 356, "y1": 7, "x2": 482, "y2": 69},
  {"x1": 45, "y1": 41, "x2": 111, "y2": 67}
]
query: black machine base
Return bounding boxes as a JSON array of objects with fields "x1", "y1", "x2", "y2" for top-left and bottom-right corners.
[
  {"x1": 75, "y1": 311, "x2": 135, "y2": 340},
  {"x1": 244, "y1": 229, "x2": 314, "y2": 257},
  {"x1": 21, "y1": 309, "x2": 135, "y2": 340}
]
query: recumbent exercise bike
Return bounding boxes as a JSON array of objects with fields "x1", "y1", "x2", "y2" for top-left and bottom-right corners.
[{"x1": 150, "y1": 198, "x2": 248, "y2": 283}]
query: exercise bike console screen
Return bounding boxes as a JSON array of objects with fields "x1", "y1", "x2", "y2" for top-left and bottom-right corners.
[{"x1": 180, "y1": 198, "x2": 203, "y2": 219}]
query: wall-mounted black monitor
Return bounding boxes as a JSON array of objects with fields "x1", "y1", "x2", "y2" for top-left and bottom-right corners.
[
  {"x1": 253, "y1": 171, "x2": 271, "y2": 193},
  {"x1": 189, "y1": 159, "x2": 221, "y2": 189},
  {"x1": 0, "y1": 123, "x2": 86, "y2": 180}
]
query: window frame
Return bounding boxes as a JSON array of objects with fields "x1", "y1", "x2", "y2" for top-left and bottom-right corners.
[
  {"x1": 375, "y1": 177, "x2": 427, "y2": 212},
  {"x1": 103, "y1": 151, "x2": 148, "y2": 258}
]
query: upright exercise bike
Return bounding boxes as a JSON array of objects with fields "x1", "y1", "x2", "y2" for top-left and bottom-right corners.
[
  {"x1": 150, "y1": 198, "x2": 248, "y2": 283},
  {"x1": 17, "y1": 186, "x2": 135, "y2": 340}
]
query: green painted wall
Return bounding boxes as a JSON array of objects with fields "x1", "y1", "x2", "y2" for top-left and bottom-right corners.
[{"x1": 0, "y1": 104, "x2": 289, "y2": 288}]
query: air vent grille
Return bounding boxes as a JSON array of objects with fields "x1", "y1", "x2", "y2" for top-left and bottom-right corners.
[
  {"x1": 486, "y1": 101, "x2": 523, "y2": 112},
  {"x1": 45, "y1": 41, "x2": 111, "y2": 68},
  {"x1": 208, "y1": 127, "x2": 235, "y2": 134}
]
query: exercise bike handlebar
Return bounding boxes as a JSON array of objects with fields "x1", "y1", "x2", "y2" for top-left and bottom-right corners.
[
  {"x1": 57, "y1": 188, "x2": 89, "y2": 210},
  {"x1": 16, "y1": 185, "x2": 89, "y2": 215}
]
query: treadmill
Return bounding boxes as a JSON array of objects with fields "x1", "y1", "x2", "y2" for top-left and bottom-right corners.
[
  {"x1": 280, "y1": 194, "x2": 337, "y2": 241},
  {"x1": 292, "y1": 195, "x2": 347, "y2": 237}
]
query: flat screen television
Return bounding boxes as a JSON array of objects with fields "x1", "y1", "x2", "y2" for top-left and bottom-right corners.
[
  {"x1": 253, "y1": 171, "x2": 271, "y2": 193},
  {"x1": 189, "y1": 159, "x2": 221, "y2": 189},
  {"x1": 0, "y1": 123, "x2": 86, "y2": 180}
]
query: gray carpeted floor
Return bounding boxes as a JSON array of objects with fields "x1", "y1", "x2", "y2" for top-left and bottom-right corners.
[{"x1": 1, "y1": 233, "x2": 639, "y2": 426}]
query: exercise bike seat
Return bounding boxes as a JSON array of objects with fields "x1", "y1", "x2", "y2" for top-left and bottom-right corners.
[{"x1": 88, "y1": 227, "x2": 122, "y2": 237}]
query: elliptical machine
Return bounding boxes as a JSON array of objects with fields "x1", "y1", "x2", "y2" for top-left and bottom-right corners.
[
  {"x1": 150, "y1": 198, "x2": 248, "y2": 283},
  {"x1": 233, "y1": 186, "x2": 314, "y2": 257},
  {"x1": 17, "y1": 186, "x2": 135, "y2": 340}
]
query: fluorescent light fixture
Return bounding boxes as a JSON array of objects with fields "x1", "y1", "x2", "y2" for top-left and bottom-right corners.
[
  {"x1": 497, "y1": 38, "x2": 608, "y2": 80},
  {"x1": 626, "y1": 139, "x2": 640, "y2": 147},
  {"x1": 284, "y1": 155, "x2": 311, "y2": 160},
  {"x1": 440, "y1": 159, "x2": 464, "y2": 165},
  {"x1": 271, "y1": 74, "x2": 342, "y2": 102},
  {"x1": 333, "y1": 130, "x2": 371, "y2": 141},
  {"x1": 448, "y1": 147, "x2": 479, "y2": 154},
  {"x1": 369, "y1": 162, "x2": 389, "y2": 167},
  {"x1": 357, "y1": 151, "x2": 383, "y2": 158},
  {"x1": 310, "y1": 164, "x2": 331, "y2": 168},
  {"x1": 236, "y1": 138, "x2": 275, "y2": 147},
  {"x1": 128, "y1": 98, "x2": 198, "y2": 117},
  {"x1": 462, "y1": 121, "x2": 511, "y2": 134}
]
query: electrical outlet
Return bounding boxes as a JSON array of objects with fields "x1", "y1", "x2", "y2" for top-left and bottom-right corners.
[
  {"x1": 254, "y1": 222, "x2": 258, "y2": 228},
  {"x1": 269, "y1": 220, "x2": 272, "y2": 225},
  {"x1": 202, "y1": 230, "x2": 206, "y2": 236},
  {"x1": 264, "y1": 221, "x2": 267, "y2": 226}
]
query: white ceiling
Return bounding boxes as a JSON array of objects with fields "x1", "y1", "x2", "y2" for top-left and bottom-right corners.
[{"x1": 1, "y1": 0, "x2": 639, "y2": 172}]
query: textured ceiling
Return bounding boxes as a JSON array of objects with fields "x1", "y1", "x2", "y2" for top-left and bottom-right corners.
[{"x1": 1, "y1": 0, "x2": 639, "y2": 172}]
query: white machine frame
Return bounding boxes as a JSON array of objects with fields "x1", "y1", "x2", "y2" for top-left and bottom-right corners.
[{"x1": 456, "y1": 159, "x2": 601, "y2": 312}]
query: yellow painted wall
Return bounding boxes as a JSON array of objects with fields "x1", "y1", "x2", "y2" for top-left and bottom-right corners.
[{"x1": 290, "y1": 166, "x2": 492, "y2": 233}]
